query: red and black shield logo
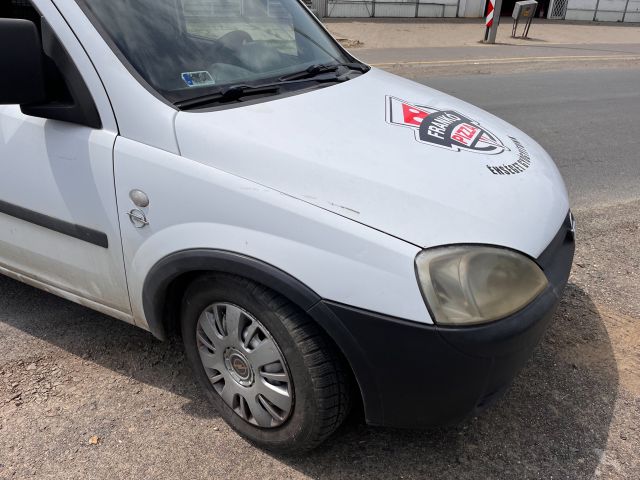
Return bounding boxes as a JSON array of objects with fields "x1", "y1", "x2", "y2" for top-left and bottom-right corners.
[{"x1": 386, "y1": 96, "x2": 508, "y2": 155}]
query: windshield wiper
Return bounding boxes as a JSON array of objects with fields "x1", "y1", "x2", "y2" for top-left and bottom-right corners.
[
  {"x1": 175, "y1": 63, "x2": 369, "y2": 110},
  {"x1": 279, "y1": 62, "x2": 369, "y2": 82},
  {"x1": 175, "y1": 84, "x2": 281, "y2": 110}
]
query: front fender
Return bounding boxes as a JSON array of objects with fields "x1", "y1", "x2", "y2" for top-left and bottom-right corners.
[
  {"x1": 114, "y1": 137, "x2": 429, "y2": 428},
  {"x1": 115, "y1": 138, "x2": 428, "y2": 333}
]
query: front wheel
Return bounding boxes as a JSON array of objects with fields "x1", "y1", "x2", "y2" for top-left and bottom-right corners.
[{"x1": 181, "y1": 274, "x2": 351, "y2": 452}]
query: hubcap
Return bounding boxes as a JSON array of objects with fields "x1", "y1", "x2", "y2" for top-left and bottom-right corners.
[
  {"x1": 224, "y1": 348, "x2": 253, "y2": 386},
  {"x1": 196, "y1": 302, "x2": 293, "y2": 428}
]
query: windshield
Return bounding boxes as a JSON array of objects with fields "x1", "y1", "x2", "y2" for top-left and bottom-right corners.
[{"x1": 77, "y1": 0, "x2": 359, "y2": 105}]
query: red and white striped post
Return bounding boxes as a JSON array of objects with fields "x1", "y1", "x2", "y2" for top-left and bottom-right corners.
[{"x1": 484, "y1": 0, "x2": 503, "y2": 44}]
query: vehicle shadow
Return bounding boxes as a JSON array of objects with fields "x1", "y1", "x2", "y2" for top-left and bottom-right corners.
[
  {"x1": 0, "y1": 276, "x2": 617, "y2": 479},
  {"x1": 0, "y1": 274, "x2": 214, "y2": 420}
]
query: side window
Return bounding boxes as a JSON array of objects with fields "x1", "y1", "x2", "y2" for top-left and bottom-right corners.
[
  {"x1": 0, "y1": 0, "x2": 102, "y2": 128},
  {"x1": 0, "y1": 0, "x2": 40, "y2": 24}
]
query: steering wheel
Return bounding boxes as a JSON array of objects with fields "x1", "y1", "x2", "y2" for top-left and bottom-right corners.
[{"x1": 217, "y1": 30, "x2": 253, "y2": 51}]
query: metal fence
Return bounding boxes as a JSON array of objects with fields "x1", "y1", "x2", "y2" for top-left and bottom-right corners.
[
  {"x1": 181, "y1": 0, "x2": 453, "y2": 17},
  {"x1": 315, "y1": 0, "x2": 457, "y2": 17},
  {"x1": 326, "y1": 1, "x2": 448, "y2": 17},
  {"x1": 550, "y1": 0, "x2": 638, "y2": 21},
  {"x1": 181, "y1": 0, "x2": 637, "y2": 21},
  {"x1": 548, "y1": 0, "x2": 568, "y2": 18}
]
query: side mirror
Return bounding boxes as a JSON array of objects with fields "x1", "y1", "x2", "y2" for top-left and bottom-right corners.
[{"x1": 0, "y1": 19, "x2": 46, "y2": 105}]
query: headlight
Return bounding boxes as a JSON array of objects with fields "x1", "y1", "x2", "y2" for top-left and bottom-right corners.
[{"x1": 415, "y1": 246, "x2": 548, "y2": 326}]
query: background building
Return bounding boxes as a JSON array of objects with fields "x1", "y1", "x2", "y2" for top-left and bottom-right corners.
[{"x1": 303, "y1": 0, "x2": 639, "y2": 20}]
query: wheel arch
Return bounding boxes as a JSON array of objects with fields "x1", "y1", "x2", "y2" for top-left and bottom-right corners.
[
  {"x1": 142, "y1": 249, "x2": 321, "y2": 341},
  {"x1": 141, "y1": 249, "x2": 380, "y2": 421}
]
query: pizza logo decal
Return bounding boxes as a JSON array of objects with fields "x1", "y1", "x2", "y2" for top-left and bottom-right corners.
[{"x1": 386, "y1": 96, "x2": 508, "y2": 155}]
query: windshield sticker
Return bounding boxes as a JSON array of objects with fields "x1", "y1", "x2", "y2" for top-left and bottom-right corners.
[
  {"x1": 386, "y1": 96, "x2": 508, "y2": 155},
  {"x1": 181, "y1": 71, "x2": 216, "y2": 88}
]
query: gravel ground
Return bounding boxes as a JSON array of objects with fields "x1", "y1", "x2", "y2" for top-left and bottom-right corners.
[{"x1": 1, "y1": 203, "x2": 638, "y2": 480}]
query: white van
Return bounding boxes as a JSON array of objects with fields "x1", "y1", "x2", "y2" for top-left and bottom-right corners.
[{"x1": 0, "y1": 0, "x2": 574, "y2": 452}]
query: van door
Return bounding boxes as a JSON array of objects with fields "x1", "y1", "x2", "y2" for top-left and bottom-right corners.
[{"x1": 0, "y1": 1, "x2": 131, "y2": 321}]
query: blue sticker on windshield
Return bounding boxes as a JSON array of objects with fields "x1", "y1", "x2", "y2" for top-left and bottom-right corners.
[{"x1": 181, "y1": 71, "x2": 216, "y2": 88}]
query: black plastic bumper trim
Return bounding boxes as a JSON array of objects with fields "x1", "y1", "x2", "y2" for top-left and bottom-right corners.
[
  {"x1": 320, "y1": 213, "x2": 575, "y2": 428},
  {"x1": 321, "y1": 284, "x2": 562, "y2": 428}
]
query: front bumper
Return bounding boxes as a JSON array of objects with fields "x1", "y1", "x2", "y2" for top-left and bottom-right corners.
[{"x1": 312, "y1": 214, "x2": 575, "y2": 428}]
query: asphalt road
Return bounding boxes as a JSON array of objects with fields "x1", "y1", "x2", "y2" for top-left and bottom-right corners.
[
  {"x1": 1, "y1": 68, "x2": 639, "y2": 479},
  {"x1": 356, "y1": 42, "x2": 640, "y2": 65},
  {"x1": 421, "y1": 68, "x2": 640, "y2": 208}
]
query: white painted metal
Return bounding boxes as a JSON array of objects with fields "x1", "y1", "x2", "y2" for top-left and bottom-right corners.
[
  {"x1": 113, "y1": 137, "x2": 428, "y2": 326},
  {"x1": 0, "y1": 2, "x2": 131, "y2": 316},
  {"x1": 624, "y1": 0, "x2": 640, "y2": 21},
  {"x1": 175, "y1": 68, "x2": 569, "y2": 260},
  {"x1": 0, "y1": 108, "x2": 131, "y2": 314},
  {"x1": 1, "y1": 0, "x2": 571, "y2": 331},
  {"x1": 458, "y1": 0, "x2": 485, "y2": 17},
  {"x1": 560, "y1": 0, "x2": 637, "y2": 24},
  {"x1": 0, "y1": 265, "x2": 134, "y2": 324},
  {"x1": 593, "y1": 0, "x2": 627, "y2": 20}
]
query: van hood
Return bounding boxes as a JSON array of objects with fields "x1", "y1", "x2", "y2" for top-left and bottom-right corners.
[{"x1": 175, "y1": 68, "x2": 569, "y2": 257}]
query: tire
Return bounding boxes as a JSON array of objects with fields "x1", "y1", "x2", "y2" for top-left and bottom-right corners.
[{"x1": 180, "y1": 273, "x2": 351, "y2": 453}]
